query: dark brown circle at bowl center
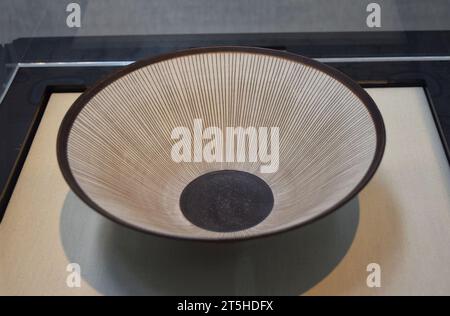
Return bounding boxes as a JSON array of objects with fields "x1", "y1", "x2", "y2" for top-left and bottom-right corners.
[{"x1": 179, "y1": 170, "x2": 274, "y2": 233}]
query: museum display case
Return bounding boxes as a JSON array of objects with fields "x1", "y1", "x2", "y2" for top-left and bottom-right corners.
[{"x1": 1, "y1": 0, "x2": 450, "y2": 298}]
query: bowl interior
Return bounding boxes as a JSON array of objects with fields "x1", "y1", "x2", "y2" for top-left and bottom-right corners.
[{"x1": 59, "y1": 48, "x2": 383, "y2": 240}]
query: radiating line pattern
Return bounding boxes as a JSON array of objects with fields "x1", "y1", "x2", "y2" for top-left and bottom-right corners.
[{"x1": 63, "y1": 50, "x2": 381, "y2": 240}]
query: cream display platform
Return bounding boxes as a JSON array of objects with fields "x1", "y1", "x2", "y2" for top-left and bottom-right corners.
[{"x1": 1, "y1": 87, "x2": 450, "y2": 295}]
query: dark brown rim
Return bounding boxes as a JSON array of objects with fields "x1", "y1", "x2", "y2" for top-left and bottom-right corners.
[{"x1": 56, "y1": 46, "x2": 386, "y2": 242}]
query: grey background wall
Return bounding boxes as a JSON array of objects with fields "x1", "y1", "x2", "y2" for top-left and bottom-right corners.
[{"x1": 1, "y1": 0, "x2": 450, "y2": 45}]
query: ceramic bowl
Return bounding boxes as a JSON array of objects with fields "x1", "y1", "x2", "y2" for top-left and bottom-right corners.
[{"x1": 57, "y1": 47, "x2": 385, "y2": 241}]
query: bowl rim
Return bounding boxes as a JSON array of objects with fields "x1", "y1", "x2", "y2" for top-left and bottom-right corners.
[{"x1": 56, "y1": 46, "x2": 386, "y2": 242}]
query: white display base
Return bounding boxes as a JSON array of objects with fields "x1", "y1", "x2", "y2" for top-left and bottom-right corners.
[{"x1": 1, "y1": 88, "x2": 450, "y2": 295}]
